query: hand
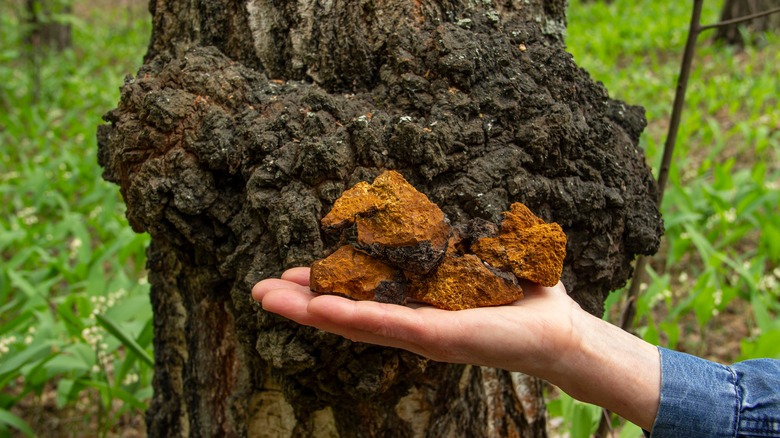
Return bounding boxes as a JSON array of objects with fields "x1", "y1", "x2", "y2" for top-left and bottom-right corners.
[
  {"x1": 252, "y1": 267, "x2": 583, "y2": 380},
  {"x1": 252, "y1": 267, "x2": 661, "y2": 430}
]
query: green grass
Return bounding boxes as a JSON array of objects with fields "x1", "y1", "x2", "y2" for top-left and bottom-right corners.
[
  {"x1": 567, "y1": 0, "x2": 780, "y2": 359},
  {"x1": 1, "y1": 0, "x2": 779, "y2": 436},
  {"x1": 0, "y1": 2, "x2": 152, "y2": 436},
  {"x1": 556, "y1": 0, "x2": 780, "y2": 435}
]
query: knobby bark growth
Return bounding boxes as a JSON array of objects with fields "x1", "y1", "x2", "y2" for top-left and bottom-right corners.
[{"x1": 98, "y1": 1, "x2": 663, "y2": 436}]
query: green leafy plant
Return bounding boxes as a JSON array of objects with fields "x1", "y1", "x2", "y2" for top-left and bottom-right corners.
[
  {"x1": 547, "y1": 391, "x2": 602, "y2": 438},
  {"x1": 0, "y1": 2, "x2": 152, "y2": 436},
  {"x1": 570, "y1": 0, "x2": 780, "y2": 356},
  {"x1": 557, "y1": 0, "x2": 780, "y2": 435},
  {"x1": 1, "y1": 0, "x2": 778, "y2": 436}
]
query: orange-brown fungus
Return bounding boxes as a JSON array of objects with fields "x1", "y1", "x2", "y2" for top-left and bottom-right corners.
[
  {"x1": 471, "y1": 203, "x2": 567, "y2": 287},
  {"x1": 406, "y1": 254, "x2": 523, "y2": 310},
  {"x1": 310, "y1": 171, "x2": 567, "y2": 309},
  {"x1": 310, "y1": 245, "x2": 405, "y2": 304},
  {"x1": 320, "y1": 181, "x2": 384, "y2": 230},
  {"x1": 321, "y1": 170, "x2": 450, "y2": 274}
]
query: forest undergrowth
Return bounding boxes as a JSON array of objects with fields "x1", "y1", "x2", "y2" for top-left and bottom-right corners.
[
  {"x1": 551, "y1": 1, "x2": 780, "y2": 436},
  {"x1": 0, "y1": 0, "x2": 778, "y2": 437}
]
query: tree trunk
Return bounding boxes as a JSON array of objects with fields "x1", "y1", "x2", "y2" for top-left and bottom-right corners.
[
  {"x1": 25, "y1": 0, "x2": 72, "y2": 51},
  {"x1": 715, "y1": 0, "x2": 780, "y2": 46},
  {"x1": 97, "y1": 1, "x2": 663, "y2": 436},
  {"x1": 25, "y1": 0, "x2": 72, "y2": 103}
]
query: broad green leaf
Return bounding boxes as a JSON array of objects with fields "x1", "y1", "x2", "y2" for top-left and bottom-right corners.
[
  {"x1": 115, "y1": 355, "x2": 137, "y2": 392},
  {"x1": 671, "y1": 236, "x2": 692, "y2": 262},
  {"x1": 0, "y1": 407, "x2": 34, "y2": 437},
  {"x1": 0, "y1": 310, "x2": 33, "y2": 337},
  {"x1": 668, "y1": 269, "x2": 712, "y2": 321},
  {"x1": 96, "y1": 314, "x2": 154, "y2": 367},
  {"x1": 0, "y1": 342, "x2": 52, "y2": 376},
  {"x1": 751, "y1": 293, "x2": 772, "y2": 333},
  {"x1": 660, "y1": 321, "x2": 680, "y2": 350},
  {"x1": 86, "y1": 261, "x2": 108, "y2": 297},
  {"x1": 762, "y1": 226, "x2": 780, "y2": 261},
  {"x1": 661, "y1": 212, "x2": 701, "y2": 229},
  {"x1": 570, "y1": 402, "x2": 600, "y2": 438},
  {"x1": 56, "y1": 378, "x2": 76, "y2": 408},
  {"x1": 740, "y1": 330, "x2": 780, "y2": 361},
  {"x1": 0, "y1": 229, "x2": 26, "y2": 253},
  {"x1": 133, "y1": 386, "x2": 153, "y2": 402},
  {"x1": 56, "y1": 299, "x2": 85, "y2": 337},
  {"x1": 602, "y1": 288, "x2": 624, "y2": 322},
  {"x1": 641, "y1": 313, "x2": 660, "y2": 345},
  {"x1": 683, "y1": 224, "x2": 714, "y2": 261},
  {"x1": 6, "y1": 270, "x2": 46, "y2": 308},
  {"x1": 546, "y1": 397, "x2": 563, "y2": 418},
  {"x1": 66, "y1": 343, "x2": 97, "y2": 369},
  {"x1": 105, "y1": 294, "x2": 152, "y2": 325},
  {"x1": 712, "y1": 159, "x2": 735, "y2": 191},
  {"x1": 619, "y1": 421, "x2": 645, "y2": 438},
  {"x1": 21, "y1": 352, "x2": 59, "y2": 391},
  {"x1": 44, "y1": 353, "x2": 91, "y2": 377},
  {"x1": 737, "y1": 192, "x2": 776, "y2": 220},
  {"x1": 136, "y1": 317, "x2": 154, "y2": 349},
  {"x1": 693, "y1": 285, "x2": 718, "y2": 328}
]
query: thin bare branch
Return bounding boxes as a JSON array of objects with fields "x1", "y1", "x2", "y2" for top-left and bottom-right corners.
[
  {"x1": 700, "y1": 6, "x2": 780, "y2": 32},
  {"x1": 619, "y1": 0, "x2": 705, "y2": 334},
  {"x1": 656, "y1": 0, "x2": 704, "y2": 201}
]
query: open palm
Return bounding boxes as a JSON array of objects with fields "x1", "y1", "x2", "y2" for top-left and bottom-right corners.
[
  {"x1": 253, "y1": 268, "x2": 661, "y2": 431},
  {"x1": 253, "y1": 267, "x2": 581, "y2": 379}
]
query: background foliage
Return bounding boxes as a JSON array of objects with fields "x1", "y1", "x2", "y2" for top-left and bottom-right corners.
[
  {"x1": 0, "y1": 0, "x2": 777, "y2": 436},
  {"x1": 0, "y1": 1, "x2": 152, "y2": 436},
  {"x1": 550, "y1": 0, "x2": 780, "y2": 436}
]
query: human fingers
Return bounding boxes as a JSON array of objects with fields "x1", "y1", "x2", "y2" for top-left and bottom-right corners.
[
  {"x1": 252, "y1": 277, "x2": 314, "y2": 302},
  {"x1": 256, "y1": 282, "x2": 433, "y2": 353},
  {"x1": 306, "y1": 295, "x2": 468, "y2": 361},
  {"x1": 260, "y1": 288, "x2": 331, "y2": 327},
  {"x1": 309, "y1": 296, "x2": 417, "y2": 338},
  {"x1": 516, "y1": 280, "x2": 567, "y2": 298},
  {"x1": 307, "y1": 295, "x2": 430, "y2": 339},
  {"x1": 280, "y1": 267, "x2": 311, "y2": 286}
]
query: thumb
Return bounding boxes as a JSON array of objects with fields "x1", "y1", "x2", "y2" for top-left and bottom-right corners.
[{"x1": 517, "y1": 280, "x2": 568, "y2": 299}]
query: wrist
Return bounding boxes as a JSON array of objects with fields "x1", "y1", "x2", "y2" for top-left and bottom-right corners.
[
  {"x1": 550, "y1": 310, "x2": 661, "y2": 430},
  {"x1": 525, "y1": 296, "x2": 590, "y2": 383}
]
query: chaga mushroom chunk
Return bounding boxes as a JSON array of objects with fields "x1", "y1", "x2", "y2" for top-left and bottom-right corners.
[
  {"x1": 312, "y1": 174, "x2": 566, "y2": 309},
  {"x1": 406, "y1": 254, "x2": 524, "y2": 310},
  {"x1": 310, "y1": 245, "x2": 406, "y2": 305},
  {"x1": 321, "y1": 170, "x2": 450, "y2": 274},
  {"x1": 471, "y1": 203, "x2": 567, "y2": 287}
]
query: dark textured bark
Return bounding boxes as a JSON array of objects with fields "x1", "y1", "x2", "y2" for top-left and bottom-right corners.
[
  {"x1": 715, "y1": 0, "x2": 780, "y2": 45},
  {"x1": 98, "y1": 1, "x2": 663, "y2": 436}
]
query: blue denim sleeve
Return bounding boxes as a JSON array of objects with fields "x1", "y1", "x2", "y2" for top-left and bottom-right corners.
[{"x1": 648, "y1": 346, "x2": 780, "y2": 437}]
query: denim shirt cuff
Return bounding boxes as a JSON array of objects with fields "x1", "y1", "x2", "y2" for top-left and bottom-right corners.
[{"x1": 649, "y1": 346, "x2": 739, "y2": 437}]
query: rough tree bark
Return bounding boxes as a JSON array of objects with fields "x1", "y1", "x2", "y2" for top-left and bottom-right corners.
[
  {"x1": 97, "y1": 1, "x2": 663, "y2": 436},
  {"x1": 715, "y1": 0, "x2": 780, "y2": 45}
]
